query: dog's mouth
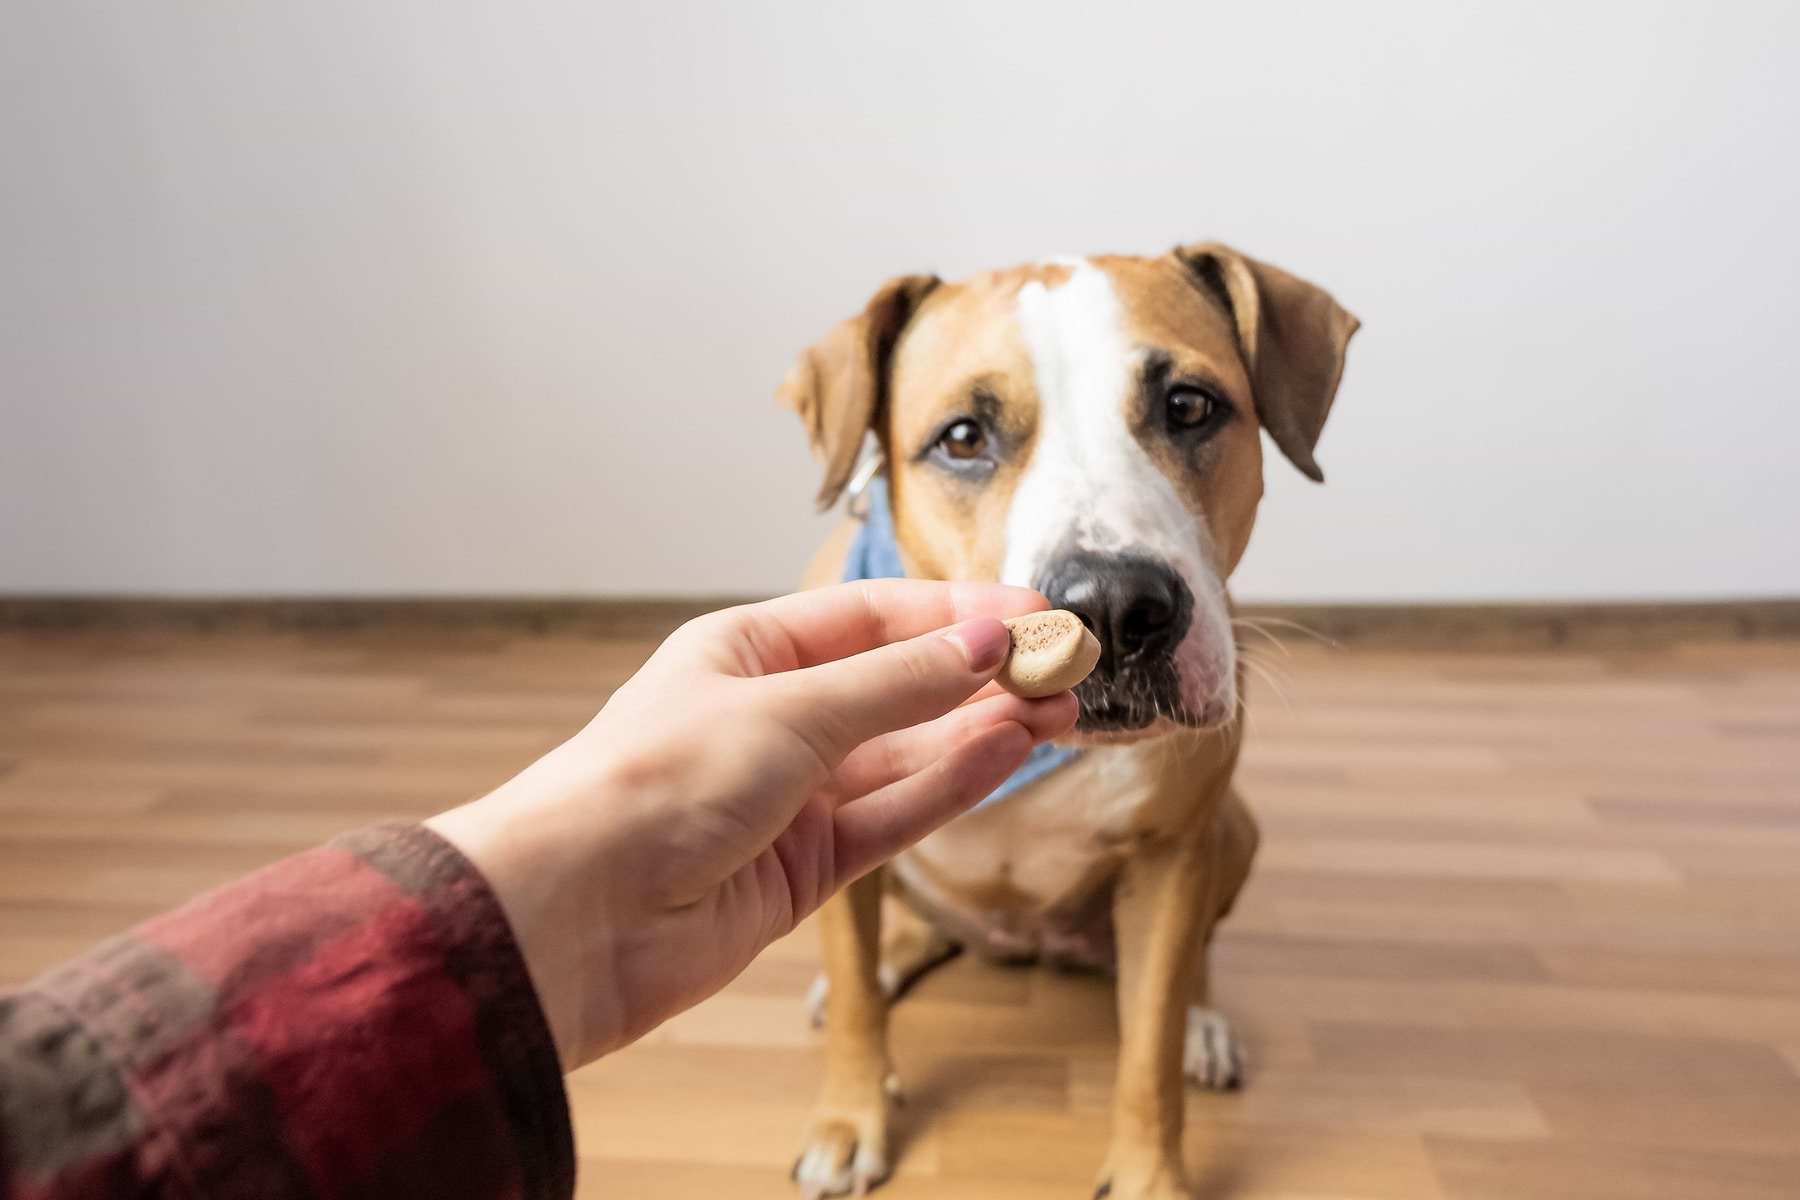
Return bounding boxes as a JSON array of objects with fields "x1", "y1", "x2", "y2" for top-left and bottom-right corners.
[
  {"x1": 1067, "y1": 707, "x2": 1175, "y2": 747},
  {"x1": 1072, "y1": 686, "x2": 1190, "y2": 740},
  {"x1": 1077, "y1": 697, "x2": 1158, "y2": 732},
  {"x1": 1066, "y1": 677, "x2": 1234, "y2": 745}
]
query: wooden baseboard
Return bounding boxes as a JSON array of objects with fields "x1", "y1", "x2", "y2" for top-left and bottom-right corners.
[
  {"x1": 0, "y1": 596, "x2": 754, "y2": 639},
  {"x1": 3, "y1": 595, "x2": 1798, "y2": 649},
  {"x1": 1237, "y1": 599, "x2": 1800, "y2": 649}
]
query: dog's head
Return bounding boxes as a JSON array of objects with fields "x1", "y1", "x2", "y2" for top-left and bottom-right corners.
[{"x1": 780, "y1": 245, "x2": 1357, "y2": 744}]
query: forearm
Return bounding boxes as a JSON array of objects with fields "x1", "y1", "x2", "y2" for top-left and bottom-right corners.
[{"x1": 0, "y1": 823, "x2": 573, "y2": 1200}]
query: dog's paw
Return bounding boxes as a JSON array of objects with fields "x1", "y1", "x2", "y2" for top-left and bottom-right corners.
[
  {"x1": 805, "y1": 964, "x2": 900, "y2": 1029},
  {"x1": 1183, "y1": 1005, "x2": 1244, "y2": 1091},
  {"x1": 792, "y1": 1099, "x2": 892, "y2": 1199}
]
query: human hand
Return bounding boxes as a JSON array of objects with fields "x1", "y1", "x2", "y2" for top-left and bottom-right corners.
[{"x1": 426, "y1": 580, "x2": 1078, "y2": 1069}]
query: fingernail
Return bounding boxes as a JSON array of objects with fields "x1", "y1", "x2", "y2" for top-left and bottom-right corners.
[{"x1": 945, "y1": 618, "x2": 1010, "y2": 674}]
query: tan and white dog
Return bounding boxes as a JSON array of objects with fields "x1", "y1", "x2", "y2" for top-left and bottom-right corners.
[{"x1": 780, "y1": 244, "x2": 1358, "y2": 1199}]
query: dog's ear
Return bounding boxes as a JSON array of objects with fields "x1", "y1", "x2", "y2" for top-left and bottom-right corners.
[
  {"x1": 1173, "y1": 242, "x2": 1359, "y2": 483},
  {"x1": 777, "y1": 273, "x2": 941, "y2": 510}
]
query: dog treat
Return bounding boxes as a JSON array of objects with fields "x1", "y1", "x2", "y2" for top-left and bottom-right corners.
[{"x1": 996, "y1": 611, "x2": 1102, "y2": 698}]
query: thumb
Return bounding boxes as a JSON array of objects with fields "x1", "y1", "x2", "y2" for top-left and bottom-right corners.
[{"x1": 769, "y1": 617, "x2": 1012, "y2": 763}]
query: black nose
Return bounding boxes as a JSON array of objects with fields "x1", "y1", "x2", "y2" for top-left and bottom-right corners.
[{"x1": 1039, "y1": 552, "x2": 1192, "y2": 669}]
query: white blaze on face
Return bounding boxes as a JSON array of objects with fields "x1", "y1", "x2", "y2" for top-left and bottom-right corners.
[{"x1": 1000, "y1": 262, "x2": 1237, "y2": 724}]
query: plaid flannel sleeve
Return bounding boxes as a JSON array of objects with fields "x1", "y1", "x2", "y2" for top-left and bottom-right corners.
[{"x1": 0, "y1": 822, "x2": 574, "y2": 1200}]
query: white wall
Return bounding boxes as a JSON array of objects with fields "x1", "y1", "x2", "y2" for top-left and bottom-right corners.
[{"x1": 3, "y1": 2, "x2": 1797, "y2": 601}]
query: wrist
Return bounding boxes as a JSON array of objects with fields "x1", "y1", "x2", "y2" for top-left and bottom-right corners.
[{"x1": 426, "y1": 742, "x2": 637, "y2": 1069}]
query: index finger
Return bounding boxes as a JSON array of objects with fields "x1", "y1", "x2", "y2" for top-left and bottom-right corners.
[{"x1": 727, "y1": 579, "x2": 1048, "y2": 674}]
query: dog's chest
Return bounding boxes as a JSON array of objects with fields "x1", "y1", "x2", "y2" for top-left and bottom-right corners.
[{"x1": 892, "y1": 741, "x2": 1201, "y2": 966}]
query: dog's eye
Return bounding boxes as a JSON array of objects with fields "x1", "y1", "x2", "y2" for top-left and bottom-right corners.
[
  {"x1": 938, "y1": 419, "x2": 988, "y2": 460},
  {"x1": 1165, "y1": 386, "x2": 1220, "y2": 432}
]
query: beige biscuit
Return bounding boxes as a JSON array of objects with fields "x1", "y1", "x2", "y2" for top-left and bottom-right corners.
[{"x1": 996, "y1": 611, "x2": 1102, "y2": 698}]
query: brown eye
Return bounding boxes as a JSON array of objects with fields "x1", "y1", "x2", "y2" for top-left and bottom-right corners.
[
  {"x1": 1166, "y1": 386, "x2": 1220, "y2": 431},
  {"x1": 939, "y1": 419, "x2": 988, "y2": 460}
]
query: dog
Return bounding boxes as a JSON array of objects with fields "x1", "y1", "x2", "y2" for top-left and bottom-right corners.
[{"x1": 778, "y1": 243, "x2": 1358, "y2": 1199}]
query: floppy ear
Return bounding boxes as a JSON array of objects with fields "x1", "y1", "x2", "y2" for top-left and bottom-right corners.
[
  {"x1": 1173, "y1": 242, "x2": 1359, "y2": 482},
  {"x1": 777, "y1": 273, "x2": 941, "y2": 510}
]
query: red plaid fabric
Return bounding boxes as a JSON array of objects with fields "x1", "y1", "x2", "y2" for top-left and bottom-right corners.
[{"x1": 0, "y1": 823, "x2": 573, "y2": 1200}]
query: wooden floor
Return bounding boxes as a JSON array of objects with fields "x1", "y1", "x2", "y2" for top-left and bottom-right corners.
[{"x1": 3, "y1": 624, "x2": 1799, "y2": 1199}]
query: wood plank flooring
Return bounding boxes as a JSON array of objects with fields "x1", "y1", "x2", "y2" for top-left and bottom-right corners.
[{"x1": 2, "y1": 624, "x2": 1798, "y2": 1198}]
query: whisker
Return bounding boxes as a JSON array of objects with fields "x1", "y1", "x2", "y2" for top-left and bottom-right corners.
[
  {"x1": 1238, "y1": 650, "x2": 1301, "y2": 703},
  {"x1": 1230, "y1": 619, "x2": 1295, "y2": 660},
  {"x1": 1239, "y1": 653, "x2": 1296, "y2": 714},
  {"x1": 1236, "y1": 614, "x2": 1340, "y2": 649},
  {"x1": 1243, "y1": 663, "x2": 1292, "y2": 714}
]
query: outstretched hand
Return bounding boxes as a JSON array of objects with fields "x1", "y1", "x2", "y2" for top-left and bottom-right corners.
[{"x1": 427, "y1": 580, "x2": 1078, "y2": 1069}]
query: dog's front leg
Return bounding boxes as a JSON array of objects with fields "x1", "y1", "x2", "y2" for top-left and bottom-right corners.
[
  {"x1": 1098, "y1": 827, "x2": 1215, "y2": 1200},
  {"x1": 795, "y1": 870, "x2": 894, "y2": 1198}
]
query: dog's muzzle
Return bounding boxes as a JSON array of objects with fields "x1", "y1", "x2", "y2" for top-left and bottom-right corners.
[{"x1": 1038, "y1": 551, "x2": 1195, "y2": 731}]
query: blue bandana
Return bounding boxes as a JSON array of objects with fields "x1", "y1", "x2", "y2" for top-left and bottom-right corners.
[{"x1": 843, "y1": 476, "x2": 1082, "y2": 811}]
